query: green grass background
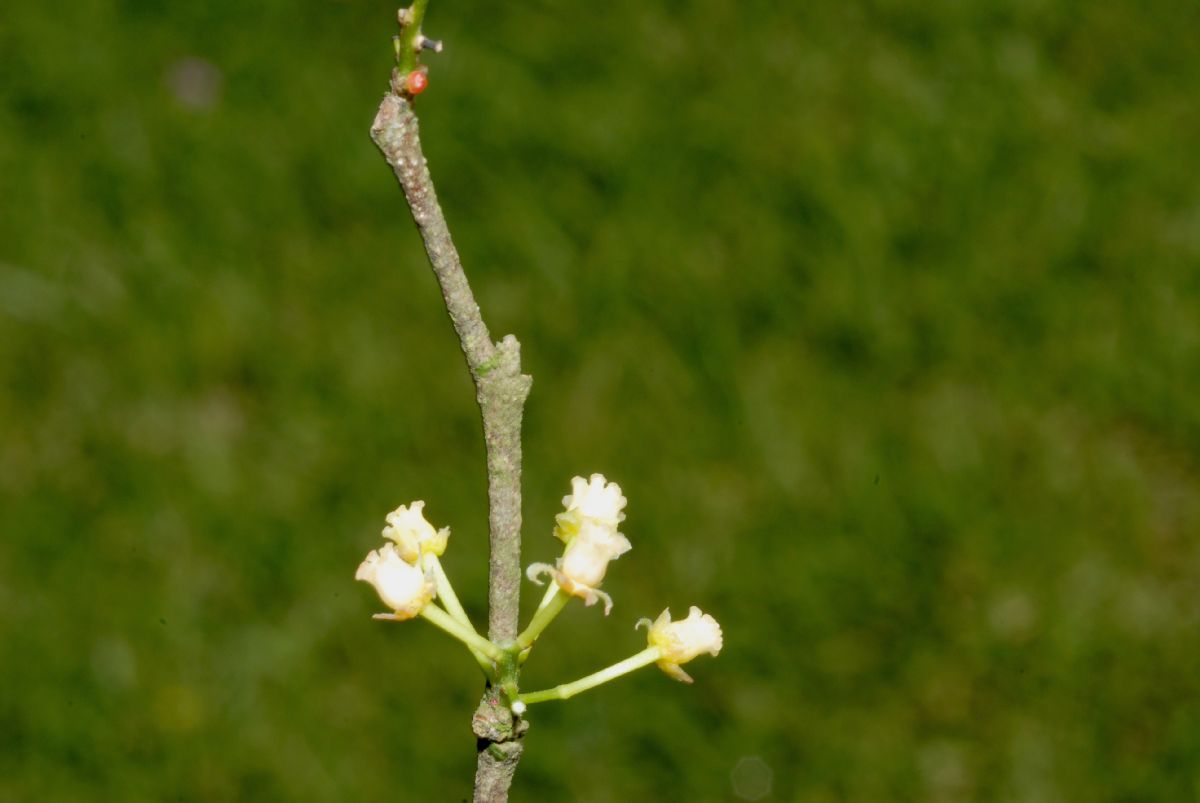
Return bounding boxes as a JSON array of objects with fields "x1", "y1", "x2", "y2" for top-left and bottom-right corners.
[{"x1": 3, "y1": 0, "x2": 1199, "y2": 800}]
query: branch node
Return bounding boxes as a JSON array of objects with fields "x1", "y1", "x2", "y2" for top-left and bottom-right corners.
[{"x1": 472, "y1": 693, "x2": 529, "y2": 742}]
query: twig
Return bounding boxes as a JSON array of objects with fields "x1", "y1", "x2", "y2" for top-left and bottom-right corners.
[{"x1": 371, "y1": 68, "x2": 532, "y2": 803}]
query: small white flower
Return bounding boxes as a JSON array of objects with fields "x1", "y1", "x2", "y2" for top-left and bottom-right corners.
[
  {"x1": 356, "y1": 542, "x2": 436, "y2": 619},
  {"x1": 559, "y1": 520, "x2": 631, "y2": 589},
  {"x1": 529, "y1": 474, "x2": 631, "y2": 614},
  {"x1": 527, "y1": 520, "x2": 630, "y2": 614},
  {"x1": 638, "y1": 606, "x2": 723, "y2": 683},
  {"x1": 382, "y1": 501, "x2": 449, "y2": 563},
  {"x1": 554, "y1": 474, "x2": 627, "y2": 543}
]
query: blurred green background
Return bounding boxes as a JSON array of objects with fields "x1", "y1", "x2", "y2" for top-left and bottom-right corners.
[{"x1": 3, "y1": 0, "x2": 1199, "y2": 800}]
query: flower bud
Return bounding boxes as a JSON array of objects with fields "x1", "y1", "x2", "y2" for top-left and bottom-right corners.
[
  {"x1": 554, "y1": 474, "x2": 627, "y2": 543},
  {"x1": 382, "y1": 501, "x2": 449, "y2": 563},
  {"x1": 356, "y1": 542, "x2": 436, "y2": 619},
  {"x1": 639, "y1": 606, "x2": 723, "y2": 683}
]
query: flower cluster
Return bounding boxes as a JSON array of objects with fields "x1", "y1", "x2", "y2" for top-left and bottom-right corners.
[
  {"x1": 355, "y1": 474, "x2": 722, "y2": 709},
  {"x1": 521, "y1": 474, "x2": 721, "y2": 688},
  {"x1": 527, "y1": 474, "x2": 631, "y2": 614},
  {"x1": 355, "y1": 501, "x2": 443, "y2": 620}
]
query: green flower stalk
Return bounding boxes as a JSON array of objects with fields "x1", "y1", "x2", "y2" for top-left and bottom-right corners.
[
  {"x1": 517, "y1": 647, "x2": 662, "y2": 707},
  {"x1": 514, "y1": 587, "x2": 569, "y2": 650},
  {"x1": 517, "y1": 606, "x2": 724, "y2": 707},
  {"x1": 417, "y1": 605, "x2": 503, "y2": 662}
]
